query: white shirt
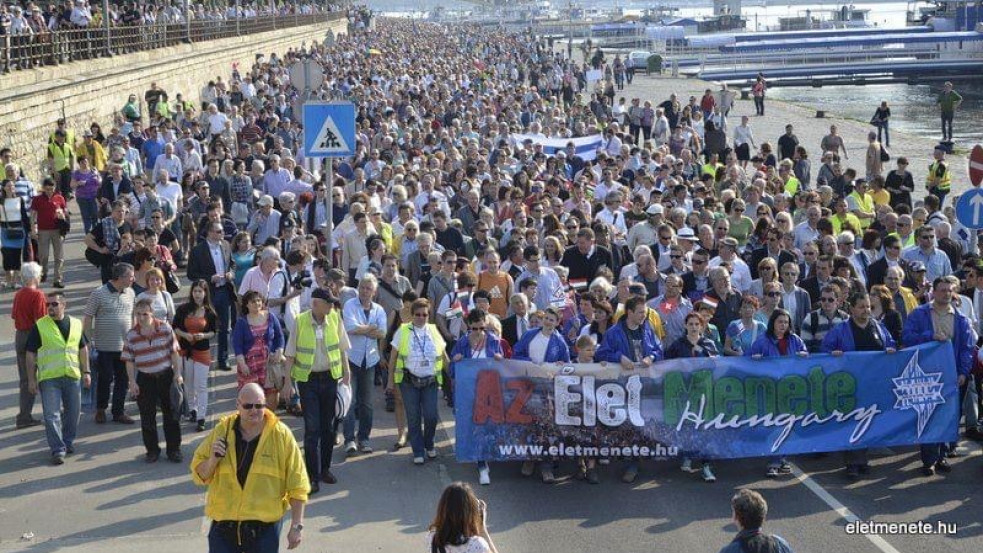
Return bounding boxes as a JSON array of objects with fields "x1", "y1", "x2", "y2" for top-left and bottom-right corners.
[
  {"x1": 528, "y1": 332, "x2": 550, "y2": 364},
  {"x1": 208, "y1": 240, "x2": 226, "y2": 284},
  {"x1": 392, "y1": 324, "x2": 438, "y2": 377},
  {"x1": 733, "y1": 124, "x2": 754, "y2": 147},
  {"x1": 154, "y1": 154, "x2": 183, "y2": 180},
  {"x1": 156, "y1": 181, "x2": 182, "y2": 212}
]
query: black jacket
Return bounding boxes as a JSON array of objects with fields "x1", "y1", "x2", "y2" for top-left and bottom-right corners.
[
  {"x1": 747, "y1": 247, "x2": 797, "y2": 280},
  {"x1": 186, "y1": 239, "x2": 233, "y2": 292}
]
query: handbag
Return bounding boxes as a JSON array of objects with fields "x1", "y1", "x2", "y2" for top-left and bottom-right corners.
[
  {"x1": 2, "y1": 224, "x2": 25, "y2": 241},
  {"x1": 266, "y1": 356, "x2": 286, "y2": 391},
  {"x1": 57, "y1": 210, "x2": 71, "y2": 237},
  {"x1": 880, "y1": 145, "x2": 890, "y2": 163},
  {"x1": 163, "y1": 268, "x2": 181, "y2": 294}
]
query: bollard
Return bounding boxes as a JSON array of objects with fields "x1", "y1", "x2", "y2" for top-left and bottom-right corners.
[
  {"x1": 816, "y1": 110, "x2": 826, "y2": 118},
  {"x1": 740, "y1": 89, "x2": 750, "y2": 100}
]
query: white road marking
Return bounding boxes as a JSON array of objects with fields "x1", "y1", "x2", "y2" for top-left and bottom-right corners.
[{"x1": 790, "y1": 463, "x2": 902, "y2": 553}]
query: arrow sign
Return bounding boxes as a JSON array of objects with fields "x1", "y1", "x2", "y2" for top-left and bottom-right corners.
[
  {"x1": 972, "y1": 194, "x2": 983, "y2": 226},
  {"x1": 955, "y1": 188, "x2": 983, "y2": 230},
  {"x1": 970, "y1": 144, "x2": 983, "y2": 187}
]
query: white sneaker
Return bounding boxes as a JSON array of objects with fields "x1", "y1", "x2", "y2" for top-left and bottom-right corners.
[
  {"x1": 426, "y1": 449, "x2": 438, "y2": 459},
  {"x1": 680, "y1": 458, "x2": 693, "y2": 473},
  {"x1": 478, "y1": 466, "x2": 491, "y2": 485},
  {"x1": 345, "y1": 441, "x2": 357, "y2": 454},
  {"x1": 413, "y1": 456, "x2": 425, "y2": 465},
  {"x1": 702, "y1": 464, "x2": 717, "y2": 483}
]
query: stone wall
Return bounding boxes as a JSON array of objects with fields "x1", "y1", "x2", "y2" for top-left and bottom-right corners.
[{"x1": 0, "y1": 17, "x2": 348, "y2": 182}]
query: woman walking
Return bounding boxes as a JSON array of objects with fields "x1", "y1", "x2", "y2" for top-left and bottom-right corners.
[
  {"x1": 387, "y1": 298, "x2": 449, "y2": 466},
  {"x1": 1, "y1": 178, "x2": 29, "y2": 289},
  {"x1": 232, "y1": 291, "x2": 285, "y2": 410},
  {"x1": 172, "y1": 279, "x2": 217, "y2": 431}
]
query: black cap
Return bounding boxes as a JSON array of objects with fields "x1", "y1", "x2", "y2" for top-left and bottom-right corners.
[{"x1": 311, "y1": 287, "x2": 336, "y2": 303}]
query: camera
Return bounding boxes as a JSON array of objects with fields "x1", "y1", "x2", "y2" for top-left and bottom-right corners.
[{"x1": 291, "y1": 270, "x2": 313, "y2": 289}]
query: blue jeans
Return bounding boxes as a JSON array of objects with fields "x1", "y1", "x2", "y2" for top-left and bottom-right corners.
[
  {"x1": 39, "y1": 377, "x2": 81, "y2": 456},
  {"x1": 211, "y1": 286, "x2": 233, "y2": 366},
  {"x1": 207, "y1": 520, "x2": 282, "y2": 553},
  {"x1": 298, "y1": 372, "x2": 338, "y2": 483},
  {"x1": 876, "y1": 121, "x2": 890, "y2": 147},
  {"x1": 77, "y1": 197, "x2": 99, "y2": 235},
  {"x1": 343, "y1": 363, "x2": 375, "y2": 444},
  {"x1": 399, "y1": 381, "x2": 438, "y2": 458}
]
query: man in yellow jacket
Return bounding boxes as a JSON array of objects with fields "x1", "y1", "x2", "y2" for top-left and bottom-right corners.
[{"x1": 192, "y1": 383, "x2": 309, "y2": 552}]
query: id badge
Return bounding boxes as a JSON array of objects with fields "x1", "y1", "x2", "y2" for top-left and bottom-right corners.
[
  {"x1": 418, "y1": 359, "x2": 432, "y2": 372},
  {"x1": 315, "y1": 327, "x2": 325, "y2": 341}
]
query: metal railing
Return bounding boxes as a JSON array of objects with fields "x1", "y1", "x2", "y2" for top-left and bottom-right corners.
[{"x1": 1, "y1": 12, "x2": 345, "y2": 73}]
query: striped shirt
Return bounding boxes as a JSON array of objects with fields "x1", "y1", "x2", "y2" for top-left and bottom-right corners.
[
  {"x1": 121, "y1": 320, "x2": 178, "y2": 374},
  {"x1": 83, "y1": 283, "x2": 135, "y2": 352}
]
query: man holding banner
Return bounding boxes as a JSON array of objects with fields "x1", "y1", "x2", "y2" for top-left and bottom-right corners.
[
  {"x1": 596, "y1": 296, "x2": 663, "y2": 483},
  {"x1": 822, "y1": 293, "x2": 897, "y2": 479},
  {"x1": 901, "y1": 276, "x2": 975, "y2": 476}
]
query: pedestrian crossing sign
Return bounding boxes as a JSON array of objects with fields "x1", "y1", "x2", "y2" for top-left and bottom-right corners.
[{"x1": 303, "y1": 102, "x2": 356, "y2": 158}]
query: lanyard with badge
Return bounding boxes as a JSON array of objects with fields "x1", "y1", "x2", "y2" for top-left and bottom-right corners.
[{"x1": 411, "y1": 327, "x2": 432, "y2": 372}]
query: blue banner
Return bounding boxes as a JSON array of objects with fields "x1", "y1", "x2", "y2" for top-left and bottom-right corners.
[{"x1": 453, "y1": 343, "x2": 960, "y2": 462}]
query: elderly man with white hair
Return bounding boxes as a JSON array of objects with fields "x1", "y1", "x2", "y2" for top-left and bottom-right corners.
[{"x1": 262, "y1": 154, "x2": 292, "y2": 198}]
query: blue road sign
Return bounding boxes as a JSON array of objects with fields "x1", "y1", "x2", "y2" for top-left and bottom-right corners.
[
  {"x1": 303, "y1": 102, "x2": 356, "y2": 158},
  {"x1": 955, "y1": 188, "x2": 983, "y2": 230}
]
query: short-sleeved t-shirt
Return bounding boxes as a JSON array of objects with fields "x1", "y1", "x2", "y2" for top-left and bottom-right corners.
[{"x1": 424, "y1": 533, "x2": 492, "y2": 553}]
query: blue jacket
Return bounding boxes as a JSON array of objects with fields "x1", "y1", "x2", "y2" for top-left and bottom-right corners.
[
  {"x1": 596, "y1": 319, "x2": 663, "y2": 363},
  {"x1": 745, "y1": 332, "x2": 807, "y2": 358},
  {"x1": 821, "y1": 319, "x2": 896, "y2": 353},
  {"x1": 718, "y1": 529, "x2": 794, "y2": 553},
  {"x1": 449, "y1": 331, "x2": 505, "y2": 377},
  {"x1": 512, "y1": 328, "x2": 571, "y2": 364},
  {"x1": 901, "y1": 303, "x2": 975, "y2": 376},
  {"x1": 231, "y1": 314, "x2": 285, "y2": 357}
]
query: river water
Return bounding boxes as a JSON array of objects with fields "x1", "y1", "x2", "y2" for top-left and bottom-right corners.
[{"x1": 367, "y1": 0, "x2": 983, "y2": 143}]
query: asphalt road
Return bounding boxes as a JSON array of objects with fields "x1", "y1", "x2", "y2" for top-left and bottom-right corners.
[
  {"x1": 0, "y1": 227, "x2": 979, "y2": 553},
  {"x1": 3, "y1": 68, "x2": 983, "y2": 551}
]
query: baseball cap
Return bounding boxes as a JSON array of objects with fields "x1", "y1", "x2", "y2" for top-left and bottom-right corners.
[{"x1": 646, "y1": 204, "x2": 664, "y2": 215}]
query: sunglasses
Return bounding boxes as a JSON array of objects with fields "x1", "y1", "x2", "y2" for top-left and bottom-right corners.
[
  {"x1": 471, "y1": 326, "x2": 486, "y2": 332},
  {"x1": 47, "y1": 301, "x2": 63, "y2": 307},
  {"x1": 821, "y1": 298, "x2": 837, "y2": 303},
  {"x1": 670, "y1": 254, "x2": 682, "y2": 259},
  {"x1": 766, "y1": 292, "x2": 781, "y2": 297},
  {"x1": 413, "y1": 312, "x2": 429, "y2": 318},
  {"x1": 240, "y1": 403, "x2": 265, "y2": 410}
]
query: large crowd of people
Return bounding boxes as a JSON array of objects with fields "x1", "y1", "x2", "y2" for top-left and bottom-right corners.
[
  {"x1": 0, "y1": 1, "x2": 347, "y2": 71},
  {"x1": 4, "y1": 11, "x2": 981, "y2": 512}
]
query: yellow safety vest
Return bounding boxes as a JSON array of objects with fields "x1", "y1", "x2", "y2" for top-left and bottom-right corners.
[
  {"x1": 48, "y1": 142, "x2": 74, "y2": 172},
  {"x1": 290, "y1": 310, "x2": 343, "y2": 382},
  {"x1": 848, "y1": 191, "x2": 874, "y2": 230},
  {"x1": 36, "y1": 316, "x2": 83, "y2": 382},
  {"x1": 784, "y1": 176, "x2": 801, "y2": 196},
  {"x1": 393, "y1": 323, "x2": 446, "y2": 385},
  {"x1": 701, "y1": 162, "x2": 721, "y2": 178},
  {"x1": 926, "y1": 161, "x2": 951, "y2": 192}
]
